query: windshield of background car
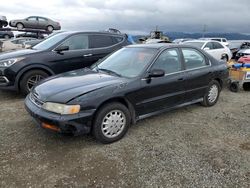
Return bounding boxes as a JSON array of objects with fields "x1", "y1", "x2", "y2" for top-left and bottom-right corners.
[
  {"x1": 184, "y1": 42, "x2": 205, "y2": 49},
  {"x1": 92, "y1": 47, "x2": 157, "y2": 78},
  {"x1": 32, "y1": 32, "x2": 69, "y2": 50}
]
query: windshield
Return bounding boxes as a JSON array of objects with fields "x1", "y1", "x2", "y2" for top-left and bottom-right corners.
[
  {"x1": 184, "y1": 42, "x2": 205, "y2": 49},
  {"x1": 91, "y1": 47, "x2": 157, "y2": 78},
  {"x1": 32, "y1": 32, "x2": 69, "y2": 50}
]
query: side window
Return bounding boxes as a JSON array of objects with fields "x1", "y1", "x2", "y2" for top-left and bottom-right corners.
[
  {"x1": 38, "y1": 17, "x2": 47, "y2": 22},
  {"x1": 27, "y1": 17, "x2": 37, "y2": 21},
  {"x1": 222, "y1": 39, "x2": 227, "y2": 42},
  {"x1": 151, "y1": 49, "x2": 182, "y2": 74},
  {"x1": 60, "y1": 34, "x2": 89, "y2": 50},
  {"x1": 204, "y1": 42, "x2": 213, "y2": 49},
  {"x1": 182, "y1": 48, "x2": 207, "y2": 69},
  {"x1": 89, "y1": 35, "x2": 114, "y2": 48},
  {"x1": 212, "y1": 42, "x2": 223, "y2": 49}
]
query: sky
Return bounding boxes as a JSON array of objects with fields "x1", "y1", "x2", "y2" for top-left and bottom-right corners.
[{"x1": 1, "y1": 0, "x2": 250, "y2": 35}]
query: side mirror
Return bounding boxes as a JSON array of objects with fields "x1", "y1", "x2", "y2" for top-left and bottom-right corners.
[
  {"x1": 148, "y1": 69, "x2": 165, "y2": 78},
  {"x1": 54, "y1": 45, "x2": 69, "y2": 53},
  {"x1": 203, "y1": 47, "x2": 210, "y2": 51}
]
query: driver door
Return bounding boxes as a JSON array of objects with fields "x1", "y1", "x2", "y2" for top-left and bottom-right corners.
[{"x1": 135, "y1": 48, "x2": 187, "y2": 116}]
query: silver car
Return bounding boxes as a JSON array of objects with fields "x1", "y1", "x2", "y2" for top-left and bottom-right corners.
[{"x1": 9, "y1": 16, "x2": 61, "y2": 32}]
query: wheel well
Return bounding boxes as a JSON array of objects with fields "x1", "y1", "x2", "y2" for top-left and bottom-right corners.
[
  {"x1": 16, "y1": 22, "x2": 24, "y2": 27},
  {"x1": 93, "y1": 97, "x2": 136, "y2": 125},
  {"x1": 221, "y1": 54, "x2": 228, "y2": 60},
  {"x1": 18, "y1": 68, "x2": 52, "y2": 90},
  {"x1": 47, "y1": 25, "x2": 54, "y2": 28},
  {"x1": 214, "y1": 78, "x2": 223, "y2": 89}
]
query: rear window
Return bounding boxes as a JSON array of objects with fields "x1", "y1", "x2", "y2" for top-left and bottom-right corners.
[{"x1": 89, "y1": 35, "x2": 114, "y2": 48}]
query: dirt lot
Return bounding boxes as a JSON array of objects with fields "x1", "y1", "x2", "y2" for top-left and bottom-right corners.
[{"x1": 0, "y1": 89, "x2": 249, "y2": 187}]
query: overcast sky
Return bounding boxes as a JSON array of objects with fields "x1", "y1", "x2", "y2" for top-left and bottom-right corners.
[{"x1": 1, "y1": 0, "x2": 250, "y2": 35}]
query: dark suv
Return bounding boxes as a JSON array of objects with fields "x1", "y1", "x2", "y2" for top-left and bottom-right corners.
[{"x1": 0, "y1": 31, "x2": 131, "y2": 94}]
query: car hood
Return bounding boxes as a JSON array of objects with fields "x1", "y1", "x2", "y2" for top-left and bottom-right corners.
[
  {"x1": 33, "y1": 69, "x2": 127, "y2": 103},
  {"x1": 238, "y1": 49, "x2": 250, "y2": 54},
  {"x1": 0, "y1": 49, "x2": 39, "y2": 60}
]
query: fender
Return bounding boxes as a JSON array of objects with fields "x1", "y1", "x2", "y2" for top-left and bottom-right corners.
[{"x1": 14, "y1": 64, "x2": 55, "y2": 90}]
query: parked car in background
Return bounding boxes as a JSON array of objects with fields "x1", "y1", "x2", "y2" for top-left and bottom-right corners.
[
  {"x1": 229, "y1": 40, "x2": 250, "y2": 59},
  {"x1": 0, "y1": 31, "x2": 131, "y2": 94},
  {"x1": 0, "y1": 37, "x2": 35, "y2": 52},
  {"x1": 184, "y1": 40, "x2": 232, "y2": 61},
  {"x1": 25, "y1": 44, "x2": 228, "y2": 143},
  {"x1": 236, "y1": 48, "x2": 250, "y2": 60},
  {"x1": 199, "y1": 37, "x2": 229, "y2": 46},
  {"x1": 0, "y1": 16, "x2": 8, "y2": 28},
  {"x1": 0, "y1": 30, "x2": 14, "y2": 39},
  {"x1": 23, "y1": 39, "x2": 43, "y2": 49},
  {"x1": 9, "y1": 16, "x2": 61, "y2": 32},
  {"x1": 16, "y1": 32, "x2": 45, "y2": 39}
]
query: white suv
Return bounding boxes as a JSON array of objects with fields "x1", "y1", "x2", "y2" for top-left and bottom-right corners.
[
  {"x1": 199, "y1": 38, "x2": 229, "y2": 46},
  {"x1": 184, "y1": 40, "x2": 232, "y2": 61}
]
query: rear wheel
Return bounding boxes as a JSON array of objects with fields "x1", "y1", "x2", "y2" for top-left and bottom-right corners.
[
  {"x1": 201, "y1": 80, "x2": 221, "y2": 107},
  {"x1": 16, "y1": 23, "x2": 24, "y2": 30},
  {"x1": 47, "y1": 25, "x2": 54, "y2": 32},
  {"x1": 19, "y1": 70, "x2": 49, "y2": 95},
  {"x1": 92, "y1": 102, "x2": 131, "y2": 144}
]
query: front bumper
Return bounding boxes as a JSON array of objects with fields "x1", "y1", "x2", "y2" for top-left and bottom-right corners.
[{"x1": 25, "y1": 95, "x2": 95, "y2": 135}]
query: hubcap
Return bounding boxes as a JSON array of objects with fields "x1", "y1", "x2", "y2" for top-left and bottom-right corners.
[
  {"x1": 208, "y1": 84, "x2": 218, "y2": 103},
  {"x1": 27, "y1": 75, "x2": 44, "y2": 91},
  {"x1": 101, "y1": 110, "x2": 126, "y2": 138}
]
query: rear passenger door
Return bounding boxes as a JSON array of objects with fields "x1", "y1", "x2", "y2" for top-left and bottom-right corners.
[
  {"x1": 211, "y1": 42, "x2": 224, "y2": 60},
  {"x1": 88, "y1": 34, "x2": 124, "y2": 63},
  {"x1": 181, "y1": 48, "x2": 212, "y2": 101}
]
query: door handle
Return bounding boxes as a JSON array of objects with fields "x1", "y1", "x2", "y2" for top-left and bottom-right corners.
[
  {"x1": 83, "y1": 54, "x2": 92, "y2": 57},
  {"x1": 178, "y1": 78, "x2": 184, "y2": 81}
]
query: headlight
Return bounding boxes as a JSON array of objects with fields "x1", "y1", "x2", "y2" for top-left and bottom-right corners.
[
  {"x1": 42, "y1": 102, "x2": 80, "y2": 115},
  {"x1": 0, "y1": 57, "x2": 25, "y2": 68}
]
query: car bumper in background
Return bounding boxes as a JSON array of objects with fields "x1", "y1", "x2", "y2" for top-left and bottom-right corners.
[{"x1": 25, "y1": 95, "x2": 95, "y2": 135}]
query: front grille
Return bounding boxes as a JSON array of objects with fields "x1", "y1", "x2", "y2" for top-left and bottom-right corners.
[{"x1": 30, "y1": 92, "x2": 44, "y2": 107}]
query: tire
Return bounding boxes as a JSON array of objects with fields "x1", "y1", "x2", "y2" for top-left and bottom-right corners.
[
  {"x1": 92, "y1": 102, "x2": 131, "y2": 144},
  {"x1": 47, "y1": 25, "x2": 54, "y2": 32},
  {"x1": 16, "y1": 23, "x2": 24, "y2": 30},
  {"x1": 221, "y1": 54, "x2": 228, "y2": 62},
  {"x1": 201, "y1": 80, "x2": 221, "y2": 107},
  {"x1": 229, "y1": 82, "x2": 239, "y2": 92},
  {"x1": 4, "y1": 34, "x2": 10, "y2": 39},
  {"x1": 19, "y1": 70, "x2": 49, "y2": 95},
  {"x1": 0, "y1": 23, "x2": 2, "y2": 28},
  {"x1": 243, "y1": 83, "x2": 250, "y2": 91}
]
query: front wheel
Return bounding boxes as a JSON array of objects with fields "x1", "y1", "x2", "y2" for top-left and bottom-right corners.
[
  {"x1": 19, "y1": 70, "x2": 49, "y2": 95},
  {"x1": 92, "y1": 102, "x2": 131, "y2": 144},
  {"x1": 201, "y1": 80, "x2": 221, "y2": 107},
  {"x1": 47, "y1": 25, "x2": 54, "y2": 32},
  {"x1": 16, "y1": 23, "x2": 24, "y2": 30}
]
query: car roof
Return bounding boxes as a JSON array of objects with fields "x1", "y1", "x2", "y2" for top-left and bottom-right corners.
[
  {"x1": 184, "y1": 40, "x2": 207, "y2": 43},
  {"x1": 126, "y1": 43, "x2": 202, "y2": 50},
  {"x1": 55, "y1": 31, "x2": 126, "y2": 37}
]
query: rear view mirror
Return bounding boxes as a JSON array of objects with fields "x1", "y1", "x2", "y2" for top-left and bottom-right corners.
[
  {"x1": 149, "y1": 69, "x2": 165, "y2": 78},
  {"x1": 203, "y1": 47, "x2": 210, "y2": 51},
  {"x1": 54, "y1": 46, "x2": 69, "y2": 53}
]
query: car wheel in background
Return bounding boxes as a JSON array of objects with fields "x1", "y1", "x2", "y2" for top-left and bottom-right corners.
[
  {"x1": 19, "y1": 70, "x2": 49, "y2": 95},
  {"x1": 16, "y1": 23, "x2": 24, "y2": 30},
  {"x1": 92, "y1": 102, "x2": 131, "y2": 144},
  {"x1": 47, "y1": 25, "x2": 54, "y2": 32},
  {"x1": 221, "y1": 54, "x2": 228, "y2": 62},
  {"x1": 229, "y1": 81, "x2": 239, "y2": 92},
  {"x1": 201, "y1": 80, "x2": 221, "y2": 107}
]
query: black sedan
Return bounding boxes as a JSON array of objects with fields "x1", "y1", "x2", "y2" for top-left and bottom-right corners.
[{"x1": 25, "y1": 44, "x2": 228, "y2": 143}]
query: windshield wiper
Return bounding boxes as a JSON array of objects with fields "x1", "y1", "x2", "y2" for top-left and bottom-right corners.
[{"x1": 98, "y1": 68, "x2": 122, "y2": 77}]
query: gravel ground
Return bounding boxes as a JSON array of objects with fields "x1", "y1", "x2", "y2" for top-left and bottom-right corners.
[{"x1": 0, "y1": 89, "x2": 249, "y2": 187}]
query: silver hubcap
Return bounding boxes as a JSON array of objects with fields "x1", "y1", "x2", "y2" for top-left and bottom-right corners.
[
  {"x1": 101, "y1": 110, "x2": 126, "y2": 138},
  {"x1": 208, "y1": 84, "x2": 218, "y2": 103},
  {"x1": 17, "y1": 24, "x2": 23, "y2": 29},
  {"x1": 48, "y1": 26, "x2": 53, "y2": 31},
  {"x1": 27, "y1": 75, "x2": 44, "y2": 91}
]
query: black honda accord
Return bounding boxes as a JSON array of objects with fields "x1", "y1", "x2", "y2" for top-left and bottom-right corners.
[{"x1": 25, "y1": 44, "x2": 228, "y2": 143}]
